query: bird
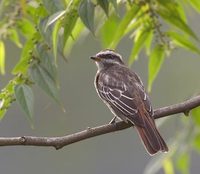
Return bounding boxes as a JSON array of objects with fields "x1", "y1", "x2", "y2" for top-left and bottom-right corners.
[{"x1": 90, "y1": 49, "x2": 168, "y2": 155}]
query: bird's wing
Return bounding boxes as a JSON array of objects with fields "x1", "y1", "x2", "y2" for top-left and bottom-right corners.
[{"x1": 97, "y1": 73, "x2": 153, "y2": 127}]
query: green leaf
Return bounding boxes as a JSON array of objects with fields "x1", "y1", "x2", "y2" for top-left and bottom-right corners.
[
  {"x1": 14, "y1": 84, "x2": 34, "y2": 124},
  {"x1": 42, "y1": 0, "x2": 65, "y2": 14},
  {"x1": 176, "y1": 152, "x2": 190, "y2": 174},
  {"x1": 145, "y1": 30, "x2": 153, "y2": 55},
  {"x1": 39, "y1": 17, "x2": 53, "y2": 45},
  {"x1": 110, "y1": 0, "x2": 118, "y2": 13},
  {"x1": 0, "y1": 76, "x2": 24, "y2": 120},
  {"x1": 8, "y1": 29, "x2": 22, "y2": 48},
  {"x1": 168, "y1": 32, "x2": 200, "y2": 55},
  {"x1": 63, "y1": 19, "x2": 84, "y2": 56},
  {"x1": 157, "y1": 8, "x2": 198, "y2": 40},
  {"x1": 128, "y1": 29, "x2": 151, "y2": 65},
  {"x1": 176, "y1": 2, "x2": 187, "y2": 22},
  {"x1": 163, "y1": 158, "x2": 175, "y2": 174},
  {"x1": 189, "y1": 0, "x2": 200, "y2": 13},
  {"x1": 60, "y1": 0, "x2": 82, "y2": 55},
  {"x1": 63, "y1": 15, "x2": 78, "y2": 46},
  {"x1": 62, "y1": 1, "x2": 79, "y2": 48},
  {"x1": 97, "y1": 0, "x2": 109, "y2": 16},
  {"x1": 17, "y1": 18, "x2": 35, "y2": 39},
  {"x1": 100, "y1": 14, "x2": 119, "y2": 48},
  {"x1": 148, "y1": 44, "x2": 165, "y2": 92},
  {"x1": 35, "y1": 44, "x2": 57, "y2": 84},
  {"x1": 52, "y1": 20, "x2": 62, "y2": 63},
  {"x1": 191, "y1": 107, "x2": 200, "y2": 126},
  {"x1": 12, "y1": 33, "x2": 40, "y2": 74},
  {"x1": 0, "y1": 99, "x2": 4, "y2": 110},
  {"x1": 45, "y1": 10, "x2": 66, "y2": 31},
  {"x1": 30, "y1": 64, "x2": 59, "y2": 102},
  {"x1": 28, "y1": 2, "x2": 47, "y2": 22},
  {"x1": 110, "y1": 4, "x2": 140, "y2": 48},
  {"x1": 0, "y1": 99, "x2": 6, "y2": 119},
  {"x1": 79, "y1": 0, "x2": 95, "y2": 33},
  {"x1": 157, "y1": 0, "x2": 187, "y2": 22},
  {"x1": 0, "y1": 40, "x2": 5, "y2": 74},
  {"x1": 124, "y1": 17, "x2": 143, "y2": 36}
]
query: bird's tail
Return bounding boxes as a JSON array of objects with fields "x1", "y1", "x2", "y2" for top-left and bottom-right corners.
[{"x1": 134, "y1": 115, "x2": 168, "y2": 155}]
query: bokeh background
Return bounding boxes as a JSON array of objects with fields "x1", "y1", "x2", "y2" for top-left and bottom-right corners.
[{"x1": 1, "y1": 8, "x2": 200, "y2": 174}]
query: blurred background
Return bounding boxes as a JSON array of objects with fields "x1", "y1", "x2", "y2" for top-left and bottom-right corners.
[{"x1": 1, "y1": 4, "x2": 200, "y2": 174}]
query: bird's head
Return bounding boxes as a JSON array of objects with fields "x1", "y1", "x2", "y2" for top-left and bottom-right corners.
[{"x1": 91, "y1": 50, "x2": 124, "y2": 70}]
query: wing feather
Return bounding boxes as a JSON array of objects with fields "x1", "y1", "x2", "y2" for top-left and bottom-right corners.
[
  {"x1": 95, "y1": 69, "x2": 153, "y2": 126},
  {"x1": 98, "y1": 85, "x2": 138, "y2": 116}
]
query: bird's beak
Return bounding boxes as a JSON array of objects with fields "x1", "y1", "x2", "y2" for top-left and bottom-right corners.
[{"x1": 90, "y1": 56, "x2": 101, "y2": 62}]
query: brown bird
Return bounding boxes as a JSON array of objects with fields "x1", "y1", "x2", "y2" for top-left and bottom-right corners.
[{"x1": 91, "y1": 49, "x2": 168, "y2": 155}]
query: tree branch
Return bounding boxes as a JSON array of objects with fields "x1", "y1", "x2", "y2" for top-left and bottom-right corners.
[{"x1": 0, "y1": 95, "x2": 200, "y2": 149}]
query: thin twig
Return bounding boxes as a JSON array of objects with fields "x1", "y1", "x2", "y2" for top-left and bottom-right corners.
[{"x1": 0, "y1": 95, "x2": 200, "y2": 149}]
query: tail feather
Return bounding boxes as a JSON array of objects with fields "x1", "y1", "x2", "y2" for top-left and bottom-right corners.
[
  {"x1": 136, "y1": 126, "x2": 158, "y2": 154},
  {"x1": 134, "y1": 115, "x2": 168, "y2": 155}
]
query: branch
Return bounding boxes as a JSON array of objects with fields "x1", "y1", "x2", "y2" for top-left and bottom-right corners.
[{"x1": 0, "y1": 95, "x2": 200, "y2": 149}]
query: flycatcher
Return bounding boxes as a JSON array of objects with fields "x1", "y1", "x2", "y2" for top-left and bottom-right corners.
[{"x1": 91, "y1": 49, "x2": 168, "y2": 155}]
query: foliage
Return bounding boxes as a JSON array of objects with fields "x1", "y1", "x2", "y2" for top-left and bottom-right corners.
[{"x1": 0, "y1": 0, "x2": 200, "y2": 173}]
